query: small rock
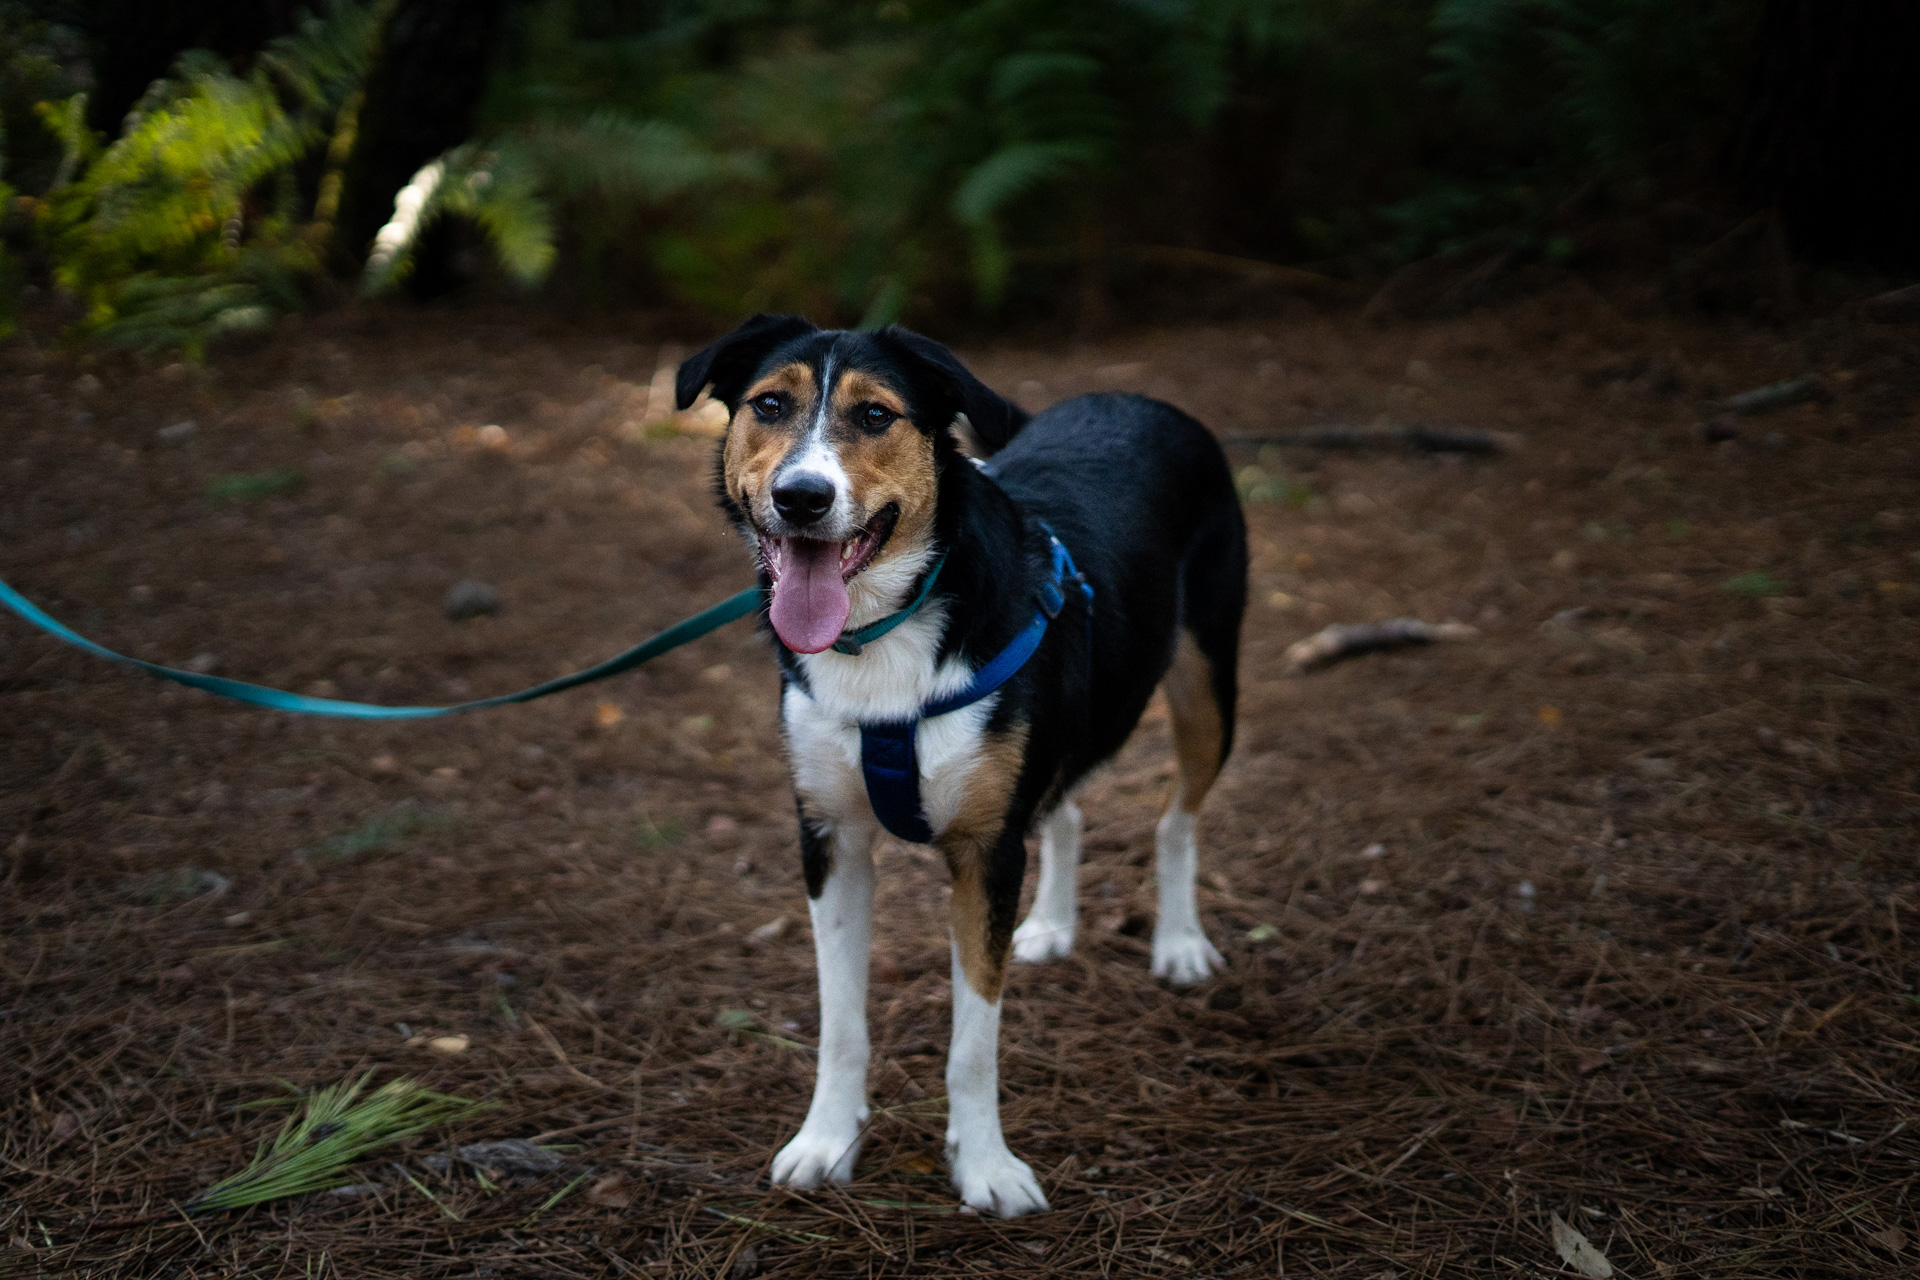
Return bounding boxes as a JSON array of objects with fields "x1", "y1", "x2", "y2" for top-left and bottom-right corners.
[
  {"x1": 74, "y1": 374, "x2": 102, "y2": 396},
  {"x1": 185, "y1": 652, "x2": 219, "y2": 674},
  {"x1": 369, "y1": 753, "x2": 400, "y2": 775},
  {"x1": 744, "y1": 915, "x2": 788, "y2": 946},
  {"x1": 444, "y1": 580, "x2": 501, "y2": 621},
  {"x1": 426, "y1": 1033, "x2": 470, "y2": 1055},
  {"x1": 730, "y1": 1244, "x2": 761, "y2": 1279},
  {"x1": 585, "y1": 1172, "x2": 634, "y2": 1208},
  {"x1": 476, "y1": 424, "x2": 510, "y2": 451},
  {"x1": 223, "y1": 911, "x2": 252, "y2": 927},
  {"x1": 50, "y1": 1112, "x2": 80, "y2": 1142},
  {"x1": 1360, "y1": 842, "x2": 1387, "y2": 858}
]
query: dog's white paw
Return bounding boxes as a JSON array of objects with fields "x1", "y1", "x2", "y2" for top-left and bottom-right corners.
[
  {"x1": 1012, "y1": 915, "x2": 1076, "y2": 963},
  {"x1": 948, "y1": 1142, "x2": 1049, "y2": 1217},
  {"x1": 770, "y1": 1125, "x2": 862, "y2": 1188},
  {"x1": 1151, "y1": 928, "x2": 1224, "y2": 985}
]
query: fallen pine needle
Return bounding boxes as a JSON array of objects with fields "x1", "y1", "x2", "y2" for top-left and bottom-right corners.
[
  {"x1": 520, "y1": 1172, "x2": 590, "y2": 1227},
  {"x1": 703, "y1": 1206, "x2": 835, "y2": 1243},
  {"x1": 401, "y1": 1169, "x2": 462, "y2": 1220}
]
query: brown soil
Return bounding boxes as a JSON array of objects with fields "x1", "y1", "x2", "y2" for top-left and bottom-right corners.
[{"x1": 3, "y1": 290, "x2": 1918, "y2": 1277}]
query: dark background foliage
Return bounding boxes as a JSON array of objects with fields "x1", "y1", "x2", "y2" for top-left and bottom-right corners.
[{"x1": 2, "y1": 0, "x2": 1916, "y2": 343}]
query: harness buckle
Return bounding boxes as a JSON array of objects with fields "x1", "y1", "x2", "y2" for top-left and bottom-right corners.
[{"x1": 1038, "y1": 579, "x2": 1065, "y2": 619}]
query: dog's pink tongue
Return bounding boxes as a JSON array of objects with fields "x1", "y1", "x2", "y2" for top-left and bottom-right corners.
[{"x1": 769, "y1": 538, "x2": 850, "y2": 654}]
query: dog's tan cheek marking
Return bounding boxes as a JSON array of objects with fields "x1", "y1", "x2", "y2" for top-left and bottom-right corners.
[
  {"x1": 938, "y1": 722, "x2": 1028, "y2": 1002},
  {"x1": 839, "y1": 423, "x2": 935, "y2": 551},
  {"x1": 830, "y1": 373, "x2": 936, "y2": 552},
  {"x1": 725, "y1": 416, "x2": 785, "y2": 509},
  {"x1": 1164, "y1": 631, "x2": 1226, "y2": 812},
  {"x1": 726, "y1": 364, "x2": 818, "y2": 508}
]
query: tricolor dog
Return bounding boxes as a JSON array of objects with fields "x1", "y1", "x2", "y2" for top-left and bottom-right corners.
[{"x1": 675, "y1": 315, "x2": 1247, "y2": 1217}]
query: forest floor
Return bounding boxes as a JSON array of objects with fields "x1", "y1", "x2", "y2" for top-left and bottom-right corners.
[{"x1": 2, "y1": 286, "x2": 1918, "y2": 1278}]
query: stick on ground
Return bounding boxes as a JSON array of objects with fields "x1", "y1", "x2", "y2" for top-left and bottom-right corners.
[{"x1": 1285, "y1": 619, "x2": 1479, "y2": 674}]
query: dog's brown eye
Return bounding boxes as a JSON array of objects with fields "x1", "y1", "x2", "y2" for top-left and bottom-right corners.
[
  {"x1": 752, "y1": 393, "x2": 785, "y2": 421},
  {"x1": 862, "y1": 404, "x2": 896, "y2": 430}
]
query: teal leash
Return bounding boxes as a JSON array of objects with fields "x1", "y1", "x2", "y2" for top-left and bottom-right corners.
[
  {"x1": 0, "y1": 576, "x2": 761, "y2": 719},
  {"x1": 0, "y1": 545, "x2": 954, "y2": 718}
]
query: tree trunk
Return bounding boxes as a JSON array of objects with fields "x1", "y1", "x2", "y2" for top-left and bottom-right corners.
[
  {"x1": 333, "y1": 0, "x2": 506, "y2": 292},
  {"x1": 1732, "y1": 0, "x2": 1920, "y2": 273},
  {"x1": 72, "y1": 0, "x2": 306, "y2": 134}
]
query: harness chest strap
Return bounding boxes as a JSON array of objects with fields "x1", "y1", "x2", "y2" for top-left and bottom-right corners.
[{"x1": 856, "y1": 530, "x2": 1091, "y2": 845}]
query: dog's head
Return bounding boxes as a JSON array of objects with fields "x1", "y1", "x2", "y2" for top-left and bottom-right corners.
[{"x1": 677, "y1": 315, "x2": 1025, "y2": 653}]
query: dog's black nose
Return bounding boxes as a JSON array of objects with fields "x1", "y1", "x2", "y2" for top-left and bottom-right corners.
[{"x1": 772, "y1": 473, "x2": 836, "y2": 525}]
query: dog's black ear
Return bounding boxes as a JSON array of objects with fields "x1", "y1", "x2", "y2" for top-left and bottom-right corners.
[
  {"x1": 675, "y1": 314, "x2": 817, "y2": 411},
  {"x1": 883, "y1": 326, "x2": 1029, "y2": 454}
]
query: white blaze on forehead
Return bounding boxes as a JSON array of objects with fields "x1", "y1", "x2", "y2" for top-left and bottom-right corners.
[{"x1": 772, "y1": 341, "x2": 857, "y2": 533}]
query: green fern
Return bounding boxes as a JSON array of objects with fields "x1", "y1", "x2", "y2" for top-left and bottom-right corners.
[
  {"x1": 360, "y1": 113, "x2": 761, "y2": 297},
  {"x1": 32, "y1": 1, "x2": 388, "y2": 355},
  {"x1": 411, "y1": 0, "x2": 1295, "y2": 319}
]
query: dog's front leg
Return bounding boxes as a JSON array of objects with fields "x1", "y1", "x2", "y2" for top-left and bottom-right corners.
[
  {"x1": 771, "y1": 816, "x2": 877, "y2": 1188},
  {"x1": 941, "y1": 824, "x2": 1049, "y2": 1217}
]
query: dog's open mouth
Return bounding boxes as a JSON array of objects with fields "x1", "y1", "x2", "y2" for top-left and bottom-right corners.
[{"x1": 761, "y1": 503, "x2": 898, "y2": 653}]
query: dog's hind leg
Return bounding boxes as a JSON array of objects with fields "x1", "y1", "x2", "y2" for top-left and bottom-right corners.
[
  {"x1": 771, "y1": 813, "x2": 878, "y2": 1188},
  {"x1": 1012, "y1": 798, "x2": 1082, "y2": 963},
  {"x1": 942, "y1": 821, "x2": 1049, "y2": 1217},
  {"x1": 1152, "y1": 503, "x2": 1244, "y2": 984}
]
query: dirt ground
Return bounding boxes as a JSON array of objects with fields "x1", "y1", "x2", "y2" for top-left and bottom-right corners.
[{"x1": 3, "y1": 286, "x2": 1918, "y2": 1278}]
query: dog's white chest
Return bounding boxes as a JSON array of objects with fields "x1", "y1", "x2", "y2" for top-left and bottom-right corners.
[{"x1": 781, "y1": 606, "x2": 993, "y2": 839}]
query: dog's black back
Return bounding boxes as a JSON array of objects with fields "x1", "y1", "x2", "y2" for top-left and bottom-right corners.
[{"x1": 988, "y1": 392, "x2": 1246, "y2": 797}]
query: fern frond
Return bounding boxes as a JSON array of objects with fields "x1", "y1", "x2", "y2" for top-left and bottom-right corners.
[
  {"x1": 362, "y1": 144, "x2": 558, "y2": 294},
  {"x1": 32, "y1": 92, "x2": 94, "y2": 188},
  {"x1": 952, "y1": 140, "x2": 1099, "y2": 226},
  {"x1": 257, "y1": 0, "x2": 391, "y2": 116}
]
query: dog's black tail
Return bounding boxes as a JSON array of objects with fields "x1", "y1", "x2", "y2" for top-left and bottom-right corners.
[{"x1": 1163, "y1": 459, "x2": 1248, "y2": 808}]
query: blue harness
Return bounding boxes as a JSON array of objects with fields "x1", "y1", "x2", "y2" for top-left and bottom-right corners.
[{"x1": 855, "y1": 528, "x2": 1091, "y2": 844}]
